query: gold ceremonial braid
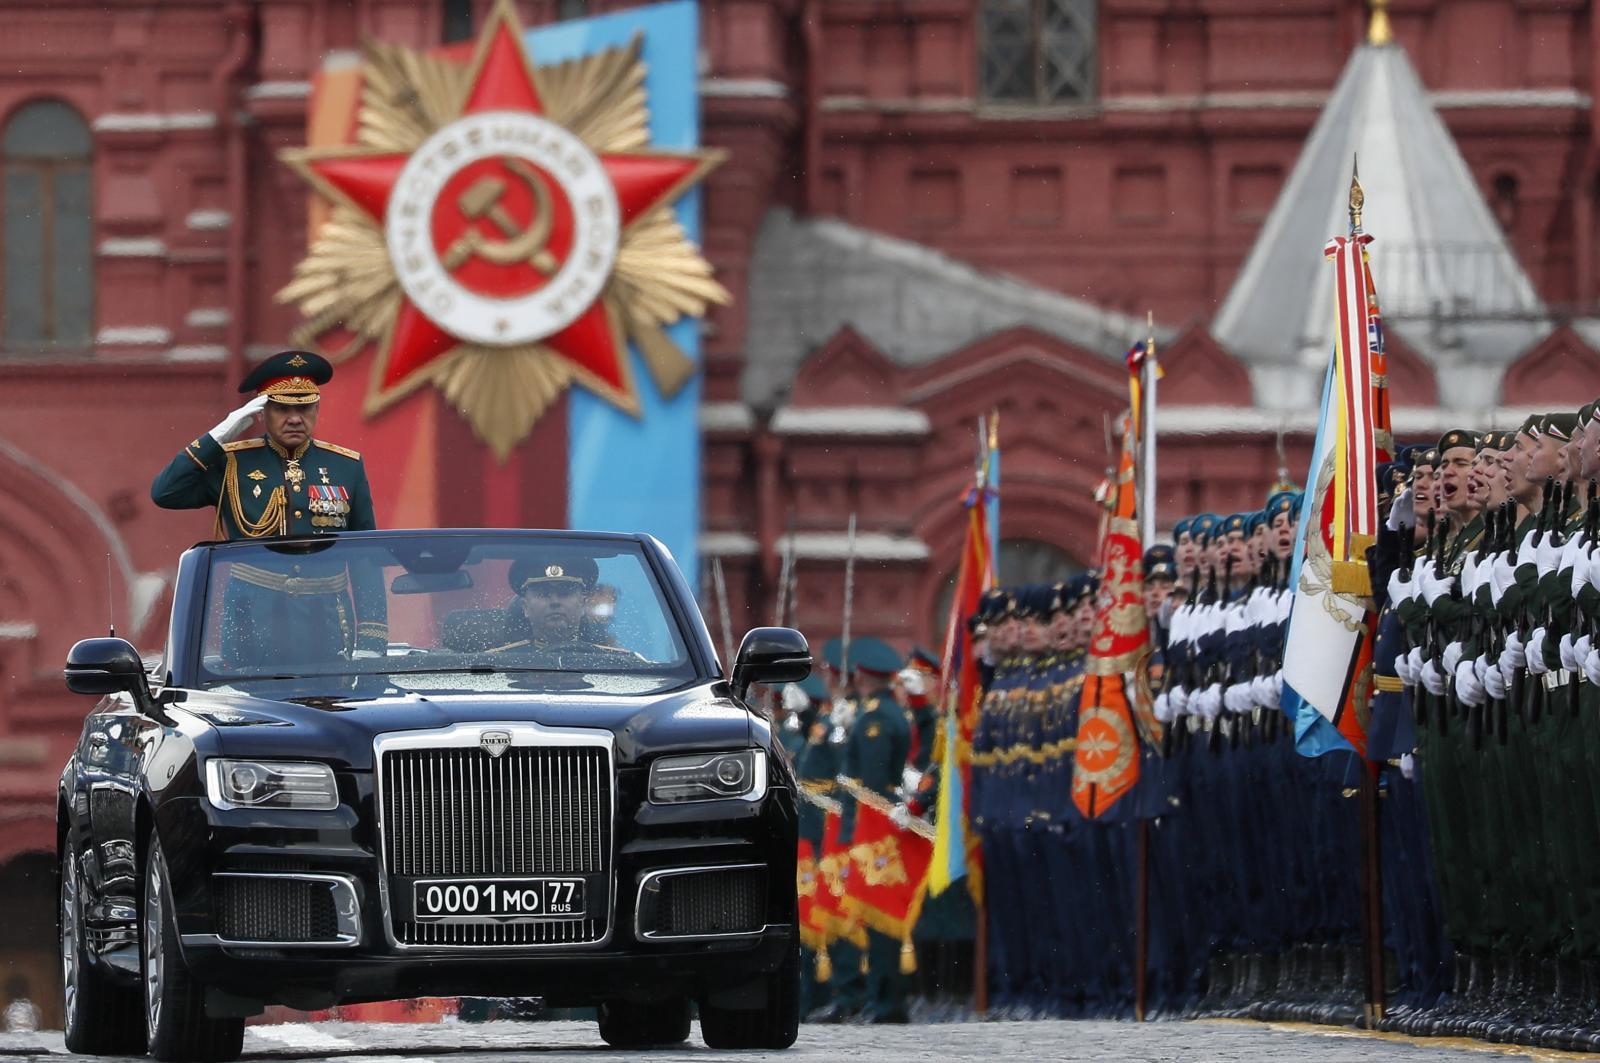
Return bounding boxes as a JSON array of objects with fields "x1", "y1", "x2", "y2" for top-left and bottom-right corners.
[
  {"x1": 258, "y1": 377, "x2": 321, "y2": 403},
  {"x1": 1374, "y1": 674, "x2": 1405, "y2": 693},
  {"x1": 834, "y1": 777, "x2": 936, "y2": 842},
  {"x1": 230, "y1": 564, "x2": 350, "y2": 596},
  {"x1": 220, "y1": 453, "x2": 288, "y2": 539}
]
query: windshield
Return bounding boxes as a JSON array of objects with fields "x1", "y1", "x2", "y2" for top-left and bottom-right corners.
[{"x1": 194, "y1": 534, "x2": 697, "y2": 696}]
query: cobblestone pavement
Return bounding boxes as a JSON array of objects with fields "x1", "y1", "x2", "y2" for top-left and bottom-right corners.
[{"x1": 1, "y1": 1019, "x2": 1595, "y2": 1063}]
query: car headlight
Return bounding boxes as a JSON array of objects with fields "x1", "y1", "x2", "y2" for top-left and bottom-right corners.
[
  {"x1": 205, "y1": 759, "x2": 339, "y2": 811},
  {"x1": 648, "y1": 750, "x2": 767, "y2": 804}
]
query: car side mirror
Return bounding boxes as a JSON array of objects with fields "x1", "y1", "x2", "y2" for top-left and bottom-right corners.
[
  {"x1": 730, "y1": 627, "x2": 811, "y2": 702},
  {"x1": 64, "y1": 638, "x2": 152, "y2": 700}
]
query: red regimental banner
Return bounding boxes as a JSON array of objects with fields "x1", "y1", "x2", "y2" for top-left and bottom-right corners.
[{"x1": 841, "y1": 797, "x2": 934, "y2": 942}]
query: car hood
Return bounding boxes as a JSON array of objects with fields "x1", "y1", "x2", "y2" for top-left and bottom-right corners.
[{"x1": 167, "y1": 683, "x2": 756, "y2": 768}]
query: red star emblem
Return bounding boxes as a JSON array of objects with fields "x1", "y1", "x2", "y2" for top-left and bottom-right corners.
[{"x1": 283, "y1": 1, "x2": 719, "y2": 417}]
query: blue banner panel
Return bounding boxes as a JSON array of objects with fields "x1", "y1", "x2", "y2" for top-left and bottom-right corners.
[{"x1": 529, "y1": 1, "x2": 704, "y2": 586}]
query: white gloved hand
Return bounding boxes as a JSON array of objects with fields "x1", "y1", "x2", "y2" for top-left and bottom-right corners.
[
  {"x1": 1273, "y1": 673, "x2": 1284, "y2": 705},
  {"x1": 1461, "y1": 552, "x2": 1482, "y2": 597},
  {"x1": 1395, "y1": 649, "x2": 1418, "y2": 686},
  {"x1": 1574, "y1": 543, "x2": 1596, "y2": 599},
  {"x1": 1561, "y1": 532, "x2": 1589, "y2": 577},
  {"x1": 1537, "y1": 533, "x2": 1564, "y2": 576},
  {"x1": 1420, "y1": 659, "x2": 1448, "y2": 696},
  {"x1": 1492, "y1": 552, "x2": 1518, "y2": 602},
  {"x1": 1197, "y1": 683, "x2": 1224, "y2": 720},
  {"x1": 1419, "y1": 563, "x2": 1453, "y2": 606},
  {"x1": 1454, "y1": 659, "x2": 1486, "y2": 707},
  {"x1": 1399, "y1": 753, "x2": 1416, "y2": 780},
  {"x1": 1388, "y1": 566, "x2": 1414, "y2": 607},
  {"x1": 1585, "y1": 647, "x2": 1600, "y2": 688},
  {"x1": 1223, "y1": 683, "x2": 1252, "y2": 715},
  {"x1": 1499, "y1": 632, "x2": 1525, "y2": 677},
  {"x1": 1561, "y1": 632, "x2": 1581, "y2": 673},
  {"x1": 1526, "y1": 627, "x2": 1551, "y2": 675},
  {"x1": 1518, "y1": 529, "x2": 1542, "y2": 570},
  {"x1": 1483, "y1": 662, "x2": 1508, "y2": 701},
  {"x1": 890, "y1": 804, "x2": 912, "y2": 829},
  {"x1": 1588, "y1": 550, "x2": 1600, "y2": 593},
  {"x1": 1387, "y1": 487, "x2": 1415, "y2": 533},
  {"x1": 1442, "y1": 641, "x2": 1464, "y2": 675},
  {"x1": 1250, "y1": 674, "x2": 1275, "y2": 709},
  {"x1": 1577, "y1": 634, "x2": 1593, "y2": 665},
  {"x1": 1153, "y1": 691, "x2": 1173, "y2": 723},
  {"x1": 208, "y1": 394, "x2": 269, "y2": 444},
  {"x1": 1406, "y1": 646, "x2": 1427, "y2": 685},
  {"x1": 1169, "y1": 685, "x2": 1191, "y2": 716}
]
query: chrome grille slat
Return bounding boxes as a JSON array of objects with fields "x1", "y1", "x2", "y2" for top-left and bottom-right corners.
[{"x1": 381, "y1": 742, "x2": 610, "y2": 947}]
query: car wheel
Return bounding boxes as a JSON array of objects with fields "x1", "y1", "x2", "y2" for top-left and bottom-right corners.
[
  {"x1": 596, "y1": 997, "x2": 691, "y2": 1047},
  {"x1": 60, "y1": 846, "x2": 145, "y2": 1056},
  {"x1": 698, "y1": 938, "x2": 801, "y2": 1050},
  {"x1": 143, "y1": 832, "x2": 245, "y2": 1063}
]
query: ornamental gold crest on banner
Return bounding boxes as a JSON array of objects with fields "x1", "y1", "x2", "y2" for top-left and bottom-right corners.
[{"x1": 276, "y1": 0, "x2": 727, "y2": 457}]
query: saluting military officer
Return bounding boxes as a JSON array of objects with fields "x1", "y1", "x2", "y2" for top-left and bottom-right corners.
[
  {"x1": 152, "y1": 350, "x2": 376, "y2": 539},
  {"x1": 151, "y1": 350, "x2": 386, "y2": 665}
]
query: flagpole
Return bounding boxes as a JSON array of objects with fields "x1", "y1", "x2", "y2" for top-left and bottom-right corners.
[
  {"x1": 1142, "y1": 312, "x2": 1158, "y2": 546},
  {"x1": 1136, "y1": 317, "x2": 1156, "y2": 1022},
  {"x1": 1347, "y1": 156, "x2": 1387, "y2": 1030},
  {"x1": 840, "y1": 512, "x2": 858, "y2": 686}
]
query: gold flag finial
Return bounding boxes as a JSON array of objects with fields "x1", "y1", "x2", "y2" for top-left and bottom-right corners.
[
  {"x1": 1368, "y1": 0, "x2": 1394, "y2": 46},
  {"x1": 1348, "y1": 156, "x2": 1364, "y2": 234}
]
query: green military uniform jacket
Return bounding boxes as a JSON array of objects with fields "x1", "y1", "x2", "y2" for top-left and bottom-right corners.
[
  {"x1": 151, "y1": 432, "x2": 376, "y2": 540},
  {"x1": 151, "y1": 432, "x2": 386, "y2": 662}
]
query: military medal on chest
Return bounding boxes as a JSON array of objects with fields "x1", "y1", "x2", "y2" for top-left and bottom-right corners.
[{"x1": 285, "y1": 459, "x2": 305, "y2": 492}]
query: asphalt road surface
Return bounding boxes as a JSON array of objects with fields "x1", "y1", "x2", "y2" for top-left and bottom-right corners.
[{"x1": 0, "y1": 1020, "x2": 1591, "y2": 1062}]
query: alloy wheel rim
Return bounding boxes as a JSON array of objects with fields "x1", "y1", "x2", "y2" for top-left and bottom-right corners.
[
  {"x1": 60, "y1": 849, "x2": 78, "y2": 1031},
  {"x1": 144, "y1": 850, "x2": 163, "y2": 1038}
]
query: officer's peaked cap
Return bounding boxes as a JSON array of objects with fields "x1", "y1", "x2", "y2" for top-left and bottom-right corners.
[{"x1": 240, "y1": 349, "x2": 333, "y2": 405}]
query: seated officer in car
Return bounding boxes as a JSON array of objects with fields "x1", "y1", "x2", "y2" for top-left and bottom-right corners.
[{"x1": 474, "y1": 555, "x2": 646, "y2": 669}]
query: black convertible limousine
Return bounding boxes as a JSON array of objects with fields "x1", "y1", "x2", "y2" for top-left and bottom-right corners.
[{"x1": 58, "y1": 530, "x2": 808, "y2": 1061}]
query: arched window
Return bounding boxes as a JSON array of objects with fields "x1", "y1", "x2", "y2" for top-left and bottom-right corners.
[
  {"x1": 3, "y1": 100, "x2": 93, "y2": 351},
  {"x1": 979, "y1": 0, "x2": 1098, "y2": 106}
]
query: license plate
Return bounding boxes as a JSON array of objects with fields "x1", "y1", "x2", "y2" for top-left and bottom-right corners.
[{"x1": 412, "y1": 878, "x2": 586, "y2": 921}]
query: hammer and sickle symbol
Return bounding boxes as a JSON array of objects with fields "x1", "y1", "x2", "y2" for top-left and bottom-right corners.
[{"x1": 442, "y1": 157, "x2": 559, "y2": 275}]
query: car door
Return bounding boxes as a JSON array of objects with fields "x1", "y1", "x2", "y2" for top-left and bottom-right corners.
[{"x1": 80, "y1": 692, "x2": 149, "y2": 974}]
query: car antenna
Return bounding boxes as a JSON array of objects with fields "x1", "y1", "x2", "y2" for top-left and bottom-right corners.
[{"x1": 106, "y1": 553, "x2": 116, "y2": 638}]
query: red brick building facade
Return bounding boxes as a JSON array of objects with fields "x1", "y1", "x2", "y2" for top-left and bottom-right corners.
[{"x1": 1, "y1": 2, "x2": 1597, "y2": 943}]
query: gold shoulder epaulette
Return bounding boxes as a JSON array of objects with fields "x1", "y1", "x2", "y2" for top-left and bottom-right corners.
[
  {"x1": 222, "y1": 438, "x2": 267, "y2": 452},
  {"x1": 314, "y1": 440, "x2": 362, "y2": 460}
]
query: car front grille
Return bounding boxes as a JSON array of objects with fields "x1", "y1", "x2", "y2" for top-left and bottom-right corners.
[
  {"x1": 646, "y1": 866, "x2": 767, "y2": 938},
  {"x1": 379, "y1": 741, "x2": 612, "y2": 947},
  {"x1": 214, "y1": 876, "x2": 341, "y2": 943}
]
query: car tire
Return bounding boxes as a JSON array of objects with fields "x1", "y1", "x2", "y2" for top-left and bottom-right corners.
[
  {"x1": 698, "y1": 938, "x2": 801, "y2": 1050},
  {"x1": 142, "y1": 833, "x2": 245, "y2": 1063},
  {"x1": 60, "y1": 846, "x2": 145, "y2": 1057},
  {"x1": 596, "y1": 997, "x2": 692, "y2": 1047}
]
